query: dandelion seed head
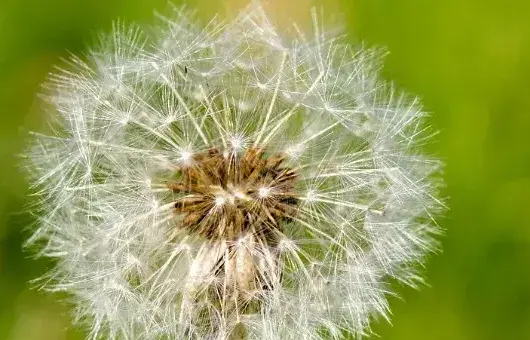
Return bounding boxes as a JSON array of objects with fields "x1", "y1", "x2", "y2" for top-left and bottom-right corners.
[{"x1": 24, "y1": 2, "x2": 444, "y2": 339}]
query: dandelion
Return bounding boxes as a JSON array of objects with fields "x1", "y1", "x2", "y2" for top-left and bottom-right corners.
[{"x1": 24, "y1": 3, "x2": 444, "y2": 339}]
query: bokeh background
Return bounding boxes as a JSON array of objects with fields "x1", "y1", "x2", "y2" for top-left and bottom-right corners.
[{"x1": 1, "y1": 0, "x2": 529, "y2": 339}]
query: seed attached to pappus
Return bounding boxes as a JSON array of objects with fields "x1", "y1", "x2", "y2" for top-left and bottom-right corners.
[
  {"x1": 170, "y1": 147, "x2": 298, "y2": 241},
  {"x1": 169, "y1": 147, "x2": 298, "y2": 316}
]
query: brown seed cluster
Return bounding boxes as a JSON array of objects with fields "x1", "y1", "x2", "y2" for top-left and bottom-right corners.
[{"x1": 169, "y1": 147, "x2": 299, "y2": 242}]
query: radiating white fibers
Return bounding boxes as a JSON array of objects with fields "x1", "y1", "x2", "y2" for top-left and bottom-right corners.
[{"x1": 24, "y1": 3, "x2": 444, "y2": 339}]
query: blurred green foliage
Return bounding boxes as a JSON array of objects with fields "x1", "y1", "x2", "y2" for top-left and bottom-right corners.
[{"x1": 1, "y1": 0, "x2": 529, "y2": 339}]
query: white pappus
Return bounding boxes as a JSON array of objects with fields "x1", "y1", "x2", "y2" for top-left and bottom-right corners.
[{"x1": 24, "y1": 3, "x2": 444, "y2": 340}]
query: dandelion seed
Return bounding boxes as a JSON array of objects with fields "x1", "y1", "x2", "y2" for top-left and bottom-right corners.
[{"x1": 24, "y1": 2, "x2": 444, "y2": 340}]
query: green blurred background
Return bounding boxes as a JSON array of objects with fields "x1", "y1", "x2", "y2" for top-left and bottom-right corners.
[{"x1": 1, "y1": 0, "x2": 529, "y2": 339}]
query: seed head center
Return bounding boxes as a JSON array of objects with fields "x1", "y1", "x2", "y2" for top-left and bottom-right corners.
[{"x1": 169, "y1": 147, "x2": 299, "y2": 241}]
